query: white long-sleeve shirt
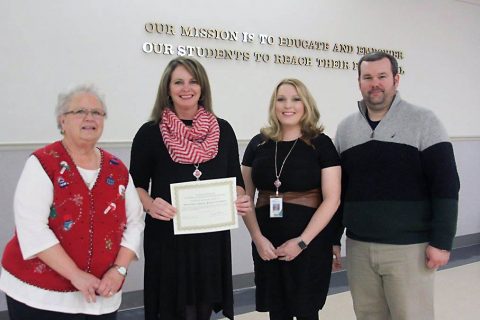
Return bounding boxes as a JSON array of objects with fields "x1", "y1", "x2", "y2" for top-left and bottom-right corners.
[{"x1": 0, "y1": 155, "x2": 145, "y2": 314}]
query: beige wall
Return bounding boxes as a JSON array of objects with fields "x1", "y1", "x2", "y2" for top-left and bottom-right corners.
[
  {"x1": 1, "y1": 0, "x2": 480, "y2": 144},
  {"x1": 1, "y1": 0, "x2": 480, "y2": 312}
]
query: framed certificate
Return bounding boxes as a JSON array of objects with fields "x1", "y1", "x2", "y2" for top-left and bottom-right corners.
[{"x1": 170, "y1": 177, "x2": 238, "y2": 235}]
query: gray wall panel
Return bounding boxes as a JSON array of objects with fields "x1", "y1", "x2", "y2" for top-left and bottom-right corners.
[{"x1": 0, "y1": 139, "x2": 478, "y2": 311}]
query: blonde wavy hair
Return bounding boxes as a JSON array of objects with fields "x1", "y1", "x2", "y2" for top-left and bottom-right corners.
[{"x1": 261, "y1": 78, "x2": 324, "y2": 143}]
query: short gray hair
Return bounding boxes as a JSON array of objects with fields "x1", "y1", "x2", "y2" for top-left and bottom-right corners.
[{"x1": 55, "y1": 84, "x2": 107, "y2": 130}]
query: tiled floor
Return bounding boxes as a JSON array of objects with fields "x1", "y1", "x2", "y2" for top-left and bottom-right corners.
[
  {"x1": 116, "y1": 244, "x2": 480, "y2": 320},
  {"x1": 229, "y1": 262, "x2": 480, "y2": 320}
]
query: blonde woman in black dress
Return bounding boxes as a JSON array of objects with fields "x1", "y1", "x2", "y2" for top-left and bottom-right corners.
[{"x1": 241, "y1": 79, "x2": 342, "y2": 320}]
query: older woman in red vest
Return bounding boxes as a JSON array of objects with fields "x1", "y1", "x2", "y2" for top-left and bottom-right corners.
[{"x1": 0, "y1": 85, "x2": 145, "y2": 320}]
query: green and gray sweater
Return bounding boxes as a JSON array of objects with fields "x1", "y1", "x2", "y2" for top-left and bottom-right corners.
[{"x1": 335, "y1": 93, "x2": 460, "y2": 250}]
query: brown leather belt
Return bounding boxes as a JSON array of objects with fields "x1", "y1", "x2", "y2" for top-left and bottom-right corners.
[{"x1": 256, "y1": 188, "x2": 323, "y2": 209}]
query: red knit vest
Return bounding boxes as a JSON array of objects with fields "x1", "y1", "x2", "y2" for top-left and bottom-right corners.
[{"x1": 2, "y1": 141, "x2": 128, "y2": 291}]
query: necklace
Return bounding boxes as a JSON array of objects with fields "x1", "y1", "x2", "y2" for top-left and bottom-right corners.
[
  {"x1": 274, "y1": 138, "x2": 299, "y2": 195},
  {"x1": 193, "y1": 163, "x2": 202, "y2": 181},
  {"x1": 62, "y1": 140, "x2": 99, "y2": 169}
]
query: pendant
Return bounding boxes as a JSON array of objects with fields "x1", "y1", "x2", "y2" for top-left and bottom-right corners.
[
  {"x1": 193, "y1": 165, "x2": 202, "y2": 180},
  {"x1": 274, "y1": 179, "x2": 282, "y2": 188}
]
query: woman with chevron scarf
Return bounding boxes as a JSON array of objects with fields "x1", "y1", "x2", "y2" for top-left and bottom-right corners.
[{"x1": 130, "y1": 57, "x2": 252, "y2": 320}]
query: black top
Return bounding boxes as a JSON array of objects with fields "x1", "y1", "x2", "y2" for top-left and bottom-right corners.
[
  {"x1": 130, "y1": 118, "x2": 244, "y2": 320},
  {"x1": 242, "y1": 133, "x2": 341, "y2": 315},
  {"x1": 131, "y1": 118, "x2": 244, "y2": 201},
  {"x1": 366, "y1": 111, "x2": 380, "y2": 130},
  {"x1": 242, "y1": 133, "x2": 340, "y2": 193}
]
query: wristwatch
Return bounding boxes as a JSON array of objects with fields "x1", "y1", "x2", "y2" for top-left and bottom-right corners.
[
  {"x1": 297, "y1": 239, "x2": 308, "y2": 250},
  {"x1": 113, "y1": 264, "x2": 127, "y2": 277}
]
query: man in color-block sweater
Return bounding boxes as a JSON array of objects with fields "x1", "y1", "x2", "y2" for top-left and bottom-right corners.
[{"x1": 335, "y1": 52, "x2": 459, "y2": 320}]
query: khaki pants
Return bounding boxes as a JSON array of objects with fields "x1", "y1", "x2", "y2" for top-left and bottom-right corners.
[{"x1": 346, "y1": 239, "x2": 435, "y2": 320}]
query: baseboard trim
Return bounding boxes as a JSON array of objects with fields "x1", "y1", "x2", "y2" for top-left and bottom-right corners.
[{"x1": 453, "y1": 233, "x2": 480, "y2": 248}]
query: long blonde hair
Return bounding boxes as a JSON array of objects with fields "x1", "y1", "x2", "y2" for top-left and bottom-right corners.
[{"x1": 261, "y1": 78, "x2": 324, "y2": 142}]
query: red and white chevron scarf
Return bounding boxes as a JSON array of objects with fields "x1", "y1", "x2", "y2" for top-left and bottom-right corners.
[{"x1": 160, "y1": 107, "x2": 220, "y2": 164}]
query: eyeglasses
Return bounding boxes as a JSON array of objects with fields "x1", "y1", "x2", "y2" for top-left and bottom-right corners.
[{"x1": 63, "y1": 108, "x2": 106, "y2": 119}]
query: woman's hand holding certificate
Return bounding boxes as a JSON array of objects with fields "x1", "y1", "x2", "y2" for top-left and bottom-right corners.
[{"x1": 170, "y1": 178, "x2": 238, "y2": 234}]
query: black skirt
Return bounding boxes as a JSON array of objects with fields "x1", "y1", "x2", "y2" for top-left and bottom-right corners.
[
  {"x1": 253, "y1": 203, "x2": 334, "y2": 317},
  {"x1": 143, "y1": 216, "x2": 234, "y2": 320}
]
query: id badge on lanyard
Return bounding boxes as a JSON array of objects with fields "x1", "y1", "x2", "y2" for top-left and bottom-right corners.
[
  {"x1": 271, "y1": 139, "x2": 298, "y2": 219},
  {"x1": 270, "y1": 195, "x2": 283, "y2": 218}
]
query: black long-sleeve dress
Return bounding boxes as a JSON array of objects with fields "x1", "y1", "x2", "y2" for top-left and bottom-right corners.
[
  {"x1": 130, "y1": 118, "x2": 244, "y2": 320},
  {"x1": 242, "y1": 133, "x2": 340, "y2": 317}
]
